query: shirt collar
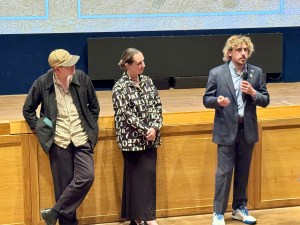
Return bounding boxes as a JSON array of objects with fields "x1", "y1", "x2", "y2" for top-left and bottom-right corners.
[
  {"x1": 53, "y1": 72, "x2": 73, "y2": 90},
  {"x1": 229, "y1": 61, "x2": 247, "y2": 77},
  {"x1": 123, "y1": 72, "x2": 145, "y2": 86}
]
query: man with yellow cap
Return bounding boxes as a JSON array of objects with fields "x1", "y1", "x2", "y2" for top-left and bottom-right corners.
[{"x1": 23, "y1": 49, "x2": 100, "y2": 225}]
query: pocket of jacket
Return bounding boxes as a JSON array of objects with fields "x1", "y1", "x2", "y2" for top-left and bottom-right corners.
[{"x1": 35, "y1": 117, "x2": 54, "y2": 143}]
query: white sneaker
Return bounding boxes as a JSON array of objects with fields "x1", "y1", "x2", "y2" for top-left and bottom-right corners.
[
  {"x1": 212, "y1": 212, "x2": 225, "y2": 225},
  {"x1": 232, "y1": 207, "x2": 257, "y2": 224}
]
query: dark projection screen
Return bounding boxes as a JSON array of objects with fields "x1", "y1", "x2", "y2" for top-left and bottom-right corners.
[{"x1": 88, "y1": 33, "x2": 282, "y2": 80}]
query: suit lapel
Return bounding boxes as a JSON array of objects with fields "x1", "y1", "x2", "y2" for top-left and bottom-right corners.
[
  {"x1": 45, "y1": 71, "x2": 57, "y2": 121},
  {"x1": 247, "y1": 64, "x2": 255, "y2": 85}
]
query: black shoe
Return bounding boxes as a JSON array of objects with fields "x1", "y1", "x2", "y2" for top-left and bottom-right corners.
[
  {"x1": 129, "y1": 221, "x2": 136, "y2": 225},
  {"x1": 129, "y1": 220, "x2": 147, "y2": 225},
  {"x1": 41, "y1": 208, "x2": 57, "y2": 225}
]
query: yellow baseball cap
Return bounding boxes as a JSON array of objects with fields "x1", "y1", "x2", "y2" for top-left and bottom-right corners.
[{"x1": 48, "y1": 49, "x2": 80, "y2": 68}]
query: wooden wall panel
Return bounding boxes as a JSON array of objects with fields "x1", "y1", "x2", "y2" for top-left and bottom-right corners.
[
  {"x1": 0, "y1": 135, "x2": 27, "y2": 225},
  {"x1": 34, "y1": 133, "x2": 124, "y2": 225},
  {"x1": 254, "y1": 119, "x2": 300, "y2": 209},
  {"x1": 2, "y1": 106, "x2": 300, "y2": 225},
  {"x1": 156, "y1": 132, "x2": 217, "y2": 217},
  {"x1": 0, "y1": 120, "x2": 10, "y2": 135},
  {"x1": 78, "y1": 136, "x2": 123, "y2": 224},
  {"x1": 36, "y1": 145, "x2": 56, "y2": 225},
  {"x1": 32, "y1": 124, "x2": 229, "y2": 224}
]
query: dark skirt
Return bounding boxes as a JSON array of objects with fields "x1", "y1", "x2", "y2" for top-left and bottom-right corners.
[{"x1": 121, "y1": 147, "x2": 157, "y2": 221}]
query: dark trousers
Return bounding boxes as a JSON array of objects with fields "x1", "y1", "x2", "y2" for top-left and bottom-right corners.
[
  {"x1": 213, "y1": 125, "x2": 254, "y2": 214},
  {"x1": 49, "y1": 142, "x2": 94, "y2": 225}
]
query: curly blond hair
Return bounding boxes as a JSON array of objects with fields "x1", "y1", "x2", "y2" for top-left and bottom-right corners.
[{"x1": 222, "y1": 35, "x2": 254, "y2": 62}]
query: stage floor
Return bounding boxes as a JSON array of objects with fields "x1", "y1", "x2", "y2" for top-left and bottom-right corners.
[
  {"x1": 1, "y1": 82, "x2": 300, "y2": 121},
  {"x1": 96, "y1": 206, "x2": 300, "y2": 225}
]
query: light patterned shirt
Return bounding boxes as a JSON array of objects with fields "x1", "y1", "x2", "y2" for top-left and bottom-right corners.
[
  {"x1": 112, "y1": 73, "x2": 163, "y2": 151},
  {"x1": 53, "y1": 74, "x2": 88, "y2": 148}
]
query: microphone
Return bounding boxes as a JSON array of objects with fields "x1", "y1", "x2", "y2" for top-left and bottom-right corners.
[
  {"x1": 241, "y1": 71, "x2": 248, "y2": 81},
  {"x1": 241, "y1": 71, "x2": 248, "y2": 100}
]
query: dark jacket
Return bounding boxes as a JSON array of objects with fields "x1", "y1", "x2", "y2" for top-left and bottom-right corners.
[
  {"x1": 203, "y1": 63, "x2": 270, "y2": 145},
  {"x1": 23, "y1": 69, "x2": 100, "y2": 153},
  {"x1": 112, "y1": 73, "x2": 163, "y2": 151}
]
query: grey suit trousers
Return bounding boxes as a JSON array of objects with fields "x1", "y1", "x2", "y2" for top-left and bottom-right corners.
[{"x1": 213, "y1": 124, "x2": 254, "y2": 214}]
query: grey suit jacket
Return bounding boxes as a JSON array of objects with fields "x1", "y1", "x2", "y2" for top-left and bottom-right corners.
[{"x1": 203, "y1": 62, "x2": 270, "y2": 145}]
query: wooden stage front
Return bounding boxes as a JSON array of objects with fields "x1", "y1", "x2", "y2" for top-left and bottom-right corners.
[
  {"x1": 0, "y1": 82, "x2": 300, "y2": 225},
  {"x1": 1, "y1": 82, "x2": 300, "y2": 120}
]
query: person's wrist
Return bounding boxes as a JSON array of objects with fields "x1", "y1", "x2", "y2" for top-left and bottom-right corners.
[{"x1": 251, "y1": 91, "x2": 257, "y2": 99}]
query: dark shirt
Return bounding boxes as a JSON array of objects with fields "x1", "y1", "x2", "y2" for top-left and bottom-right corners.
[{"x1": 23, "y1": 69, "x2": 100, "y2": 152}]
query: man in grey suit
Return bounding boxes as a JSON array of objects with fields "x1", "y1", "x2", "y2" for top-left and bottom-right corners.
[{"x1": 203, "y1": 35, "x2": 270, "y2": 225}]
